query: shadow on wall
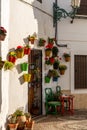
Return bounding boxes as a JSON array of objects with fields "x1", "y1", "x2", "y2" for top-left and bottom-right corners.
[{"x1": 32, "y1": 0, "x2": 53, "y2": 38}]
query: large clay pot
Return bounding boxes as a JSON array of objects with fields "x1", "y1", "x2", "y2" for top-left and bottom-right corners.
[{"x1": 8, "y1": 123, "x2": 18, "y2": 130}]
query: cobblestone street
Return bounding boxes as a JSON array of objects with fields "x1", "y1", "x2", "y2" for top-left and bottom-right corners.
[{"x1": 33, "y1": 110, "x2": 87, "y2": 130}]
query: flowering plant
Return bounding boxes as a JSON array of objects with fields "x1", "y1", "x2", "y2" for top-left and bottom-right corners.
[{"x1": 16, "y1": 46, "x2": 23, "y2": 52}]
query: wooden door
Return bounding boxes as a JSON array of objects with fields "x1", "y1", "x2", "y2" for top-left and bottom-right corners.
[{"x1": 28, "y1": 49, "x2": 42, "y2": 117}]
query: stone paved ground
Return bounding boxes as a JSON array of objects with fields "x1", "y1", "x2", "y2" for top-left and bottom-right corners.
[{"x1": 33, "y1": 110, "x2": 87, "y2": 130}]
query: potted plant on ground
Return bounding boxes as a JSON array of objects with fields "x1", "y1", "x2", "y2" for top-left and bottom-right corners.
[
  {"x1": 52, "y1": 46, "x2": 59, "y2": 57},
  {"x1": 24, "y1": 44, "x2": 31, "y2": 55},
  {"x1": 59, "y1": 64, "x2": 67, "y2": 75},
  {"x1": 8, "y1": 51, "x2": 17, "y2": 64},
  {"x1": 63, "y1": 52, "x2": 70, "y2": 62},
  {"x1": 16, "y1": 46, "x2": 24, "y2": 58},
  {"x1": 7, "y1": 114, "x2": 18, "y2": 130}
]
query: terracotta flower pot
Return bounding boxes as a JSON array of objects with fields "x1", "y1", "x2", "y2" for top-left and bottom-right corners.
[
  {"x1": 25, "y1": 120, "x2": 34, "y2": 129},
  {"x1": 8, "y1": 123, "x2": 18, "y2": 130},
  {"x1": 59, "y1": 70, "x2": 65, "y2": 75},
  {"x1": 64, "y1": 56, "x2": 70, "y2": 62}
]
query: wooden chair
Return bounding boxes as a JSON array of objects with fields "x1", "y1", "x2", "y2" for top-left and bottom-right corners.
[
  {"x1": 56, "y1": 86, "x2": 70, "y2": 111},
  {"x1": 45, "y1": 88, "x2": 61, "y2": 115}
]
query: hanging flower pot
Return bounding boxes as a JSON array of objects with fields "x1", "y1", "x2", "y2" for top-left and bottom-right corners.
[
  {"x1": 20, "y1": 62, "x2": 28, "y2": 71},
  {"x1": 53, "y1": 77, "x2": 59, "y2": 82},
  {"x1": 28, "y1": 35, "x2": 37, "y2": 44},
  {"x1": 0, "y1": 61, "x2": 4, "y2": 70},
  {"x1": 38, "y1": 38, "x2": 46, "y2": 46},
  {"x1": 0, "y1": 26, "x2": 7, "y2": 41},
  {"x1": 24, "y1": 45, "x2": 31, "y2": 55},
  {"x1": 49, "y1": 57, "x2": 55, "y2": 64},
  {"x1": 52, "y1": 46, "x2": 59, "y2": 57},
  {"x1": 59, "y1": 64, "x2": 67, "y2": 75},
  {"x1": 16, "y1": 46, "x2": 24, "y2": 58},
  {"x1": 53, "y1": 60, "x2": 60, "y2": 69},
  {"x1": 63, "y1": 53, "x2": 70, "y2": 62},
  {"x1": 8, "y1": 51, "x2": 17, "y2": 64},
  {"x1": 45, "y1": 76, "x2": 51, "y2": 83},
  {"x1": 23, "y1": 73, "x2": 31, "y2": 82},
  {"x1": 45, "y1": 48, "x2": 52, "y2": 57}
]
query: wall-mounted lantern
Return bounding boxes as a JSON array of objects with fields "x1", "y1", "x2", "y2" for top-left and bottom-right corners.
[{"x1": 53, "y1": 0, "x2": 81, "y2": 26}]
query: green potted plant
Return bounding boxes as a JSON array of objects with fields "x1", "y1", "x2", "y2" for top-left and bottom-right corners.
[
  {"x1": 48, "y1": 37, "x2": 55, "y2": 44},
  {"x1": 7, "y1": 114, "x2": 18, "y2": 130},
  {"x1": 45, "y1": 75, "x2": 51, "y2": 83},
  {"x1": 53, "y1": 60, "x2": 60, "y2": 69},
  {"x1": 59, "y1": 64, "x2": 67, "y2": 75},
  {"x1": 52, "y1": 69, "x2": 60, "y2": 82},
  {"x1": 63, "y1": 53, "x2": 70, "y2": 62},
  {"x1": 20, "y1": 62, "x2": 28, "y2": 71},
  {"x1": 52, "y1": 46, "x2": 59, "y2": 57},
  {"x1": 38, "y1": 38, "x2": 46, "y2": 46},
  {"x1": 4, "y1": 61, "x2": 14, "y2": 70}
]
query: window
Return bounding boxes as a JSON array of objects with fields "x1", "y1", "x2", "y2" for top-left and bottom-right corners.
[
  {"x1": 77, "y1": 0, "x2": 87, "y2": 15},
  {"x1": 37, "y1": 0, "x2": 42, "y2": 3},
  {"x1": 74, "y1": 55, "x2": 87, "y2": 89}
]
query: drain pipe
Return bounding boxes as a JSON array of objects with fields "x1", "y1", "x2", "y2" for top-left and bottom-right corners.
[{"x1": 54, "y1": 0, "x2": 67, "y2": 47}]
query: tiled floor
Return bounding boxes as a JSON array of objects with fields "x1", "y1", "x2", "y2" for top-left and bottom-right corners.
[{"x1": 33, "y1": 110, "x2": 87, "y2": 130}]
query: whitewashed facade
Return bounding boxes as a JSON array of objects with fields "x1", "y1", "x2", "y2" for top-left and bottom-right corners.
[{"x1": 0, "y1": 0, "x2": 87, "y2": 129}]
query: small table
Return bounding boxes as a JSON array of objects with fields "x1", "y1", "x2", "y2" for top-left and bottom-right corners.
[{"x1": 60, "y1": 95, "x2": 74, "y2": 115}]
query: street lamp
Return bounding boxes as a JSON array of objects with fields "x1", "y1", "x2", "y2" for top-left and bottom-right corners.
[{"x1": 53, "y1": 0, "x2": 81, "y2": 26}]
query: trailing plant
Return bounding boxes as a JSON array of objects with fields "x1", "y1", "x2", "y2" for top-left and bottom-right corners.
[{"x1": 4, "y1": 61, "x2": 14, "y2": 70}]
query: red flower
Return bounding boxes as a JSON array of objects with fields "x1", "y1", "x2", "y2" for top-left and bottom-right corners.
[
  {"x1": 45, "y1": 43, "x2": 53, "y2": 49},
  {"x1": 17, "y1": 46, "x2": 23, "y2": 49},
  {"x1": 49, "y1": 57, "x2": 55, "y2": 64}
]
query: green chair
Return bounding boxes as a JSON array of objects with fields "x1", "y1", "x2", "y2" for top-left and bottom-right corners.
[{"x1": 45, "y1": 88, "x2": 61, "y2": 115}]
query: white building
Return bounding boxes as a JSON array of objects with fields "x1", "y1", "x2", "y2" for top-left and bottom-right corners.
[{"x1": 0, "y1": 0, "x2": 87, "y2": 129}]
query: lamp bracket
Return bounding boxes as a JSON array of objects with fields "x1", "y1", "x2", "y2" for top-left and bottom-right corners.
[{"x1": 53, "y1": 2, "x2": 78, "y2": 26}]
